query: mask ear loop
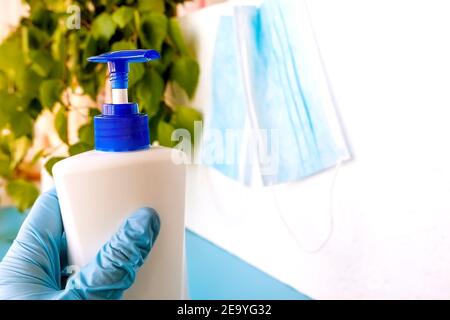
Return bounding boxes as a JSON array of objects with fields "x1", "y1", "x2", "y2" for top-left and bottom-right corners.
[
  {"x1": 270, "y1": 0, "x2": 347, "y2": 253},
  {"x1": 272, "y1": 159, "x2": 343, "y2": 253}
]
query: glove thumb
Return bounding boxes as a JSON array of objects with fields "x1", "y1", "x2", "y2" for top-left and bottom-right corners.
[{"x1": 66, "y1": 208, "x2": 160, "y2": 300}]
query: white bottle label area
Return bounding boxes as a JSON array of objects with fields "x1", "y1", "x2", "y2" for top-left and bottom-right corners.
[{"x1": 53, "y1": 147, "x2": 186, "y2": 299}]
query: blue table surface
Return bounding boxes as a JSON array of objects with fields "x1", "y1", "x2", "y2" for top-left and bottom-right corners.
[{"x1": 0, "y1": 207, "x2": 309, "y2": 300}]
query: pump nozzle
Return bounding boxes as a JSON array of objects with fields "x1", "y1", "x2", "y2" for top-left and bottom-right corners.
[
  {"x1": 88, "y1": 50, "x2": 160, "y2": 152},
  {"x1": 88, "y1": 49, "x2": 160, "y2": 104}
]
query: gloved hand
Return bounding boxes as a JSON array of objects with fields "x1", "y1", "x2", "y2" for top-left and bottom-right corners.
[{"x1": 0, "y1": 188, "x2": 160, "y2": 300}]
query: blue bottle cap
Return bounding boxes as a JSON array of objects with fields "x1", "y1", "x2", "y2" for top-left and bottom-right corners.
[
  {"x1": 88, "y1": 50, "x2": 160, "y2": 152},
  {"x1": 93, "y1": 103, "x2": 149, "y2": 152}
]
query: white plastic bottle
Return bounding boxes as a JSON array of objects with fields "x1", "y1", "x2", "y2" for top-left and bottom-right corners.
[{"x1": 53, "y1": 50, "x2": 186, "y2": 299}]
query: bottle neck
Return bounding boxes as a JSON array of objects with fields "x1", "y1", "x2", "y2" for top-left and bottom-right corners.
[{"x1": 112, "y1": 89, "x2": 128, "y2": 104}]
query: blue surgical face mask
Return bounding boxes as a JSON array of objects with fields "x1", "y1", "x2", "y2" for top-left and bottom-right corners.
[
  {"x1": 205, "y1": 0, "x2": 350, "y2": 186},
  {"x1": 203, "y1": 15, "x2": 254, "y2": 185}
]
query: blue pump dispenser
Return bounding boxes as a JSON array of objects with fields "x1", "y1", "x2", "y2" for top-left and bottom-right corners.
[{"x1": 87, "y1": 50, "x2": 160, "y2": 152}]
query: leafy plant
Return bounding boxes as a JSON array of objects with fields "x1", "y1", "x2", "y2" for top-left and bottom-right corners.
[{"x1": 0, "y1": 0, "x2": 202, "y2": 211}]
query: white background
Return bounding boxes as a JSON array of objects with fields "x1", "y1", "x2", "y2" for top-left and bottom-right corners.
[{"x1": 182, "y1": 0, "x2": 450, "y2": 299}]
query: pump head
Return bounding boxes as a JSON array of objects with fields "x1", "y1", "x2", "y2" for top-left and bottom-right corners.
[
  {"x1": 88, "y1": 49, "x2": 160, "y2": 104},
  {"x1": 88, "y1": 49, "x2": 160, "y2": 152}
]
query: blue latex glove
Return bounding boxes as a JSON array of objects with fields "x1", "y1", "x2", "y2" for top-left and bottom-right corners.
[{"x1": 0, "y1": 188, "x2": 160, "y2": 300}]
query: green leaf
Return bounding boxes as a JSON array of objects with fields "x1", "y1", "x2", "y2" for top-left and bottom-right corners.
[
  {"x1": 6, "y1": 179, "x2": 40, "y2": 212},
  {"x1": 0, "y1": 107, "x2": 9, "y2": 130},
  {"x1": 51, "y1": 28, "x2": 67, "y2": 62},
  {"x1": 0, "y1": 93, "x2": 33, "y2": 137},
  {"x1": 0, "y1": 108, "x2": 8, "y2": 130},
  {"x1": 139, "y1": 13, "x2": 167, "y2": 51},
  {"x1": 30, "y1": 149, "x2": 45, "y2": 166},
  {"x1": 79, "y1": 77, "x2": 99, "y2": 100},
  {"x1": 112, "y1": 6, "x2": 134, "y2": 29},
  {"x1": 170, "y1": 56, "x2": 199, "y2": 99},
  {"x1": 0, "y1": 134, "x2": 12, "y2": 154},
  {"x1": 0, "y1": 92, "x2": 21, "y2": 128},
  {"x1": 78, "y1": 122, "x2": 94, "y2": 146},
  {"x1": 172, "y1": 106, "x2": 202, "y2": 137},
  {"x1": 17, "y1": 68, "x2": 42, "y2": 98},
  {"x1": 44, "y1": 156, "x2": 66, "y2": 176},
  {"x1": 21, "y1": 26, "x2": 30, "y2": 64},
  {"x1": 26, "y1": 25, "x2": 50, "y2": 50},
  {"x1": 138, "y1": 0, "x2": 164, "y2": 14},
  {"x1": 31, "y1": 7, "x2": 57, "y2": 35},
  {"x1": 78, "y1": 60, "x2": 102, "y2": 89},
  {"x1": 88, "y1": 107, "x2": 101, "y2": 117},
  {"x1": 91, "y1": 13, "x2": 117, "y2": 41},
  {"x1": 111, "y1": 40, "x2": 136, "y2": 51},
  {"x1": 136, "y1": 69, "x2": 164, "y2": 117},
  {"x1": 82, "y1": 35, "x2": 97, "y2": 68},
  {"x1": 0, "y1": 31, "x2": 26, "y2": 80},
  {"x1": 129, "y1": 63, "x2": 145, "y2": 88},
  {"x1": 151, "y1": 44, "x2": 174, "y2": 74},
  {"x1": 0, "y1": 70, "x2": 8, "y2": 91},
  {"x1": 157, "y1": 120, "x2": 176, "y2": 147},
  {"x1": 168, "y1": 18, "x2": 188, "y2": 56},
  {"x1": 39, "y1": 79, "x2": 64, "y2": 108},
  {"x1": 49, "y1": 60, "x2": 65, "y2": 81},
  {"x1": 0, "y1": 32, "x2": 23, "y2": 68},
  {"x1": 10, "y1": 136, "x2": 31, "y2": 168},
  {"x1": 68, "y1": 142, "x2": 92, "y2": 156},
  {"x1": 34, "y1": 0, "x2": 66, "y2": 12},
  {"x1": 0, "y1": 152, "x2": 11, "y2": 178},
  {"x1": 54, "y1": 106, "x2": 68, "y2": 143},
  {"x1": 27, "y1": 98, "x2": 43, "y2": 120},
  {"x1": 67, "y1": 32, "x2": 80, "y2": 74},
  {"x1": 9, "y1": 112, "x2": 33, "y2": 137},
  {"x1": 30, "y1": 50, "x2": 54, "y2": 77}
]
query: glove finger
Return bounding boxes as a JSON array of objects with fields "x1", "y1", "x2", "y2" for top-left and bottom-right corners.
[
  {"x1": 68, "y1": 208, "x2": 160, "y2": 300},
  {"x1": 59, "y1": 233, "x2": 69, "y2": 269},
  {"x1": 0, "y1": 188, "x2": 64, "y2": 291},
  {"x1": 17, "y1": 188, "x2": 63, "y2": 241}
]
